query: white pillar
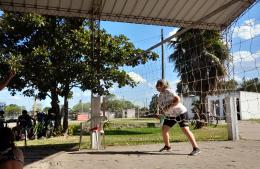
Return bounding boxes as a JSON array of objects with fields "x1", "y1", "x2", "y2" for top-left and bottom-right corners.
[
  {"x1": 91, "y1": 94, "x2": 101, "y2": 118},
  {"x1": 90, "y1": 94, "x2": 101, "y2": 149},
  {"x1": 225, "y1": 96, "x2": 239, "y2": 141}
]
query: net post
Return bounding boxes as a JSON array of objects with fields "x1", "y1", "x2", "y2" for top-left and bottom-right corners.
[
  {"x1": 225, "y1": 96, "x2": 239, "y2": 141},
  {"x1": 90, "y1": 94, "x2": 101, "y2": 149}
]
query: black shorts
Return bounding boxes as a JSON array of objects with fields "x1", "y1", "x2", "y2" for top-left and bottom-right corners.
[{"x1": 163, "y1": 112, "x2": 189, "y2": 128}]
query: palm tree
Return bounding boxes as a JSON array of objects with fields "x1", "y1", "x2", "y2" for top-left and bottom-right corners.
[{"x1": 169, "y1": 28, "x2": 230, "y2": 113}]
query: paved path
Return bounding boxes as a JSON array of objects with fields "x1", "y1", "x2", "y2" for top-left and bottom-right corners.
[
  {"x1": 23, "y1": 121, "x2": 260, "y2": 169},
  {"x1": 24, "y1": 140, "x2": 260, "y2": 169},
  {"x1": 239, "y1": 120, "x2": 260, "y2": 140}
]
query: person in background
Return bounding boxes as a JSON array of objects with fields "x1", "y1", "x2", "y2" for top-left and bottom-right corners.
[
  {"x1": 0, "y1": 111, "x2": 5, "y2": 128},
  {"x1": 0, "y1": 127, "x2": 24, "y2": 169},
  {"x1": 0, "y1": 71, "x2": 16, "y2": 91},
  {"x1": 17, "y1": 110, "x2": 35, "y2": 129},
  {"x1": 17, "y1": 110, "x2": 36, "y2": 139},
  {"x1": 156, "y1": 79, "x2": 201, "y2": 156}
]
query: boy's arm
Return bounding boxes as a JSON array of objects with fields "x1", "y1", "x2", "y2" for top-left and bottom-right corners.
[{"x1": 161, "y1": 95, "x2": 180, "y2": 113}]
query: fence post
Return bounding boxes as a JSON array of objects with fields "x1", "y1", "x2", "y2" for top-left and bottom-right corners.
[
  {"x1": 225, "y1": 96, "x2": 239, "y2": 141},
  {"x1": 78, "y1": 122, "x2": 83, "y2": 150}
]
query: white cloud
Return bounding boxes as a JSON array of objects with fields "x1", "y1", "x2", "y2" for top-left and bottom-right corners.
[
  {"x1": 233, "y1": 19, "x2": 260, "y2": 40},
  {"x1": 12, "y1": 96, "x2": 22, "y2": 100},
  {"x1": 244, "y1": 19, "x2": 255, "y2": 26},
  {"x1": 233, "y1": 75, "x2": 243, "y2": 83},
  {"x1": 168, "y1": 79, "x2": 180, "y2": 91},
  {"x1": 168, "y1": 28, "x2": 179, "y2": 37},
  {"x1": 82, "y1": 91, "x2": 91, "y2": 97},
  {"x1": 168, "y1": 28, "x2": 179, "y2": 42},
  {"x1": 147, "y1": 82, "x2": 154, "y2": 89},
  {"x1": 108, "y1": 84, "x2": 117, "y2": 92},
  {"x1": 232, "y1": 50, "x2": 260, "y2": 62},
  {"x1": 127, "y1": 72, "x2": 146, "y2": 83}
]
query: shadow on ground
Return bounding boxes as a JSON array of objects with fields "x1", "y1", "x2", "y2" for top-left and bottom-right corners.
[
  {"x1": 21, "y1": 143, "x2": 78, "y2": 166},
  {"x1": 69, "y1": 150, "x2": 189, "y2": 156}
]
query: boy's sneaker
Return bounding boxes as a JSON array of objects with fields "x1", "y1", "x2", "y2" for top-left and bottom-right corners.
[
  {"x1": 189, "y1": 147, "x2": 201, "y2": 156},
  {"x1": 159, "y1": 145, "x2": 172, "y2": 152}
]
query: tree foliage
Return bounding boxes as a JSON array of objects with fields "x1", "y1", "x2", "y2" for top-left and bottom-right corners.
[
  {"x1": 4, "y1": 104, "x2": 24, "y2": 117},
  {"x1": 177, "y1": 79, "x2": 239, "y2": 94},
  {"x1": 108, "y1": 99, "x2": 135, "y2": 113},
  {"x1": 71, "y1": 102, "x2": 91, "y2": 113},
  {"x1": 221, "y1": 79, "x2": 238, "y2": 92},
  {"x1": 169, "y1": 29, "x2": 230, "y2": 113},
  {"x1": 149, "y1": 94, "x2": 158, "y2": 114},
  {"x1": 238, "y1": 78, "x2": 260, "y2": 92},
  {"x1": 0, "y1": 12, "x2": 158, "y2": 131}
]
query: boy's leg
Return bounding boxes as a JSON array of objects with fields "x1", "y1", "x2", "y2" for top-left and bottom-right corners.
[
  {"x1": 162, "y1": 125, "x2": 171, "y2": 147},
  {"x1": 159, "y1": 125, "x2": 172, "y2": 152},
  {"x1": 181, "y1": 126, "x2": 201, "y2": 155},
  {"x1": 181, "y1": 126, "x2": 198, "y2": 148}
]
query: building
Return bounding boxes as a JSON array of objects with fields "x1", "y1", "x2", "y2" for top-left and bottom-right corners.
[
  {"x1": 0, "y1": 102, "x2": 6, "y2": 111},
  {"x1": 182, "y1": 96, "x2": 199, "y2": 119},
  {"x1": 207, "y1": 91, "x2": 260, "y2": 120}
]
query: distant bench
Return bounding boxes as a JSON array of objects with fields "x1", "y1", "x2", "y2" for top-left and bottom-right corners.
[{"x1": 147, "y1": 122, "x2": 159, "y2": 128}]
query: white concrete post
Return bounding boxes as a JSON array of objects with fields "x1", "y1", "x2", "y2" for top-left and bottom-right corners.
[
  {"x1": 225, "y1": 96, "x2": 239, "y2": 141},
  {"x1": 90, "y1": 94, "x2": 101, "y2": 149},
  {"x1": 102, "y1": 96, "x2": 108, "y2": 118}
]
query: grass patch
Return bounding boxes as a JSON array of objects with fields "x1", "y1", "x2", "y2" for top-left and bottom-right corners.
[
  {"x1": 16, "y1": 136, "x2": 80, "y2": 149},
  {"x1": 102, "y1": 124, "x2": 228, "y2": 147},
  {"x1": 15, "y1": 118, "x2": 228, "y2": 150},
  {"x1": 250, "y1": 119, "x2": 260, "y2": 124}
]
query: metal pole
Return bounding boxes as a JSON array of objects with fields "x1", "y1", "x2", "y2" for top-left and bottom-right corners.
[
  {"x1": 33, "y1": 97, "x2": 37, "y2": 117},
  {"x1": 161, "y1": 29, "x2": 165, "y2": 79}
]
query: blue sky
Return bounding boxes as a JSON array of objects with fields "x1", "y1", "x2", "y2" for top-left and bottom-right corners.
[{"x1": 1, "y1": 2, "x2": 260, "y2": 110}]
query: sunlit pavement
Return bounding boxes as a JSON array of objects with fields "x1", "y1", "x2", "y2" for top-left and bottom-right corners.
[
  {"x1": 24, "y1": 140, "x2": 260, "y2": 169},
  {"x1": 23, "y1": 121, "x2": 260, "y2": 169}
]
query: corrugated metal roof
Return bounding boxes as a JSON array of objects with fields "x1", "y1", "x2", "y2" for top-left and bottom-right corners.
[{"x1": 0, "y1": 0, "x2": 256, "y2": 30}]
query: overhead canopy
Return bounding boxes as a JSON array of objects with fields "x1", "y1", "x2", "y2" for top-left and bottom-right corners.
[{"x1": 0, "y1": 0, "x2": 256, "y2": 30}]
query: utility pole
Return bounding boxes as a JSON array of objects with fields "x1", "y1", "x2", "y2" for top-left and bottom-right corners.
[
  {"x1": 145, "y1": 98, "x2": 148, "y2": 108},
  {"x1": 33, "y1": 97, "x2": 37, "y2": 116},
  {"x1": 161, "y1": 29, "x2": 165, "y2": 79},
  {"x1": 79, "y1": 99, "x2": 83, "y2": 113}
]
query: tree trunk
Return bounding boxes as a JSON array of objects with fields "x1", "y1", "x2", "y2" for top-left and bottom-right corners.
[
  {"x1": 51, "y1": 88, "x2": 61, "y2": 131},
  {"x1": 63, "y1": 95, "x2": 69, "y2": 134},
  {"x1": 200, "y1": 92, "x2": 208, "y2": 114}
]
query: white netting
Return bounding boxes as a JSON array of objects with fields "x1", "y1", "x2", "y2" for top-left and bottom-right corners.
[{"x1": 108, "y1": 2, "x2": 260, "y2": 122}]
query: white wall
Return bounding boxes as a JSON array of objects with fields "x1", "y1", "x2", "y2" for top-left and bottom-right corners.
[
  {"x1": 240, "y1": 91, "x2": 260, "y2": 120},
  {"x1": 207, "y1": 91, "x2": 260, "y2": 120},
  {"x1": 207, "y1": 92, "x2": 239, "y2": 119},
  {"x1": 182, "y1": 96, "x2": 199, "y2": 119},
  {"x1": 125, "y1": 109, "x2": 136, "y2": 118}
]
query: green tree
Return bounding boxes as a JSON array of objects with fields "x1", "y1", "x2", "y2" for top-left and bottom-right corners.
[
  {"x1": 169, "y1": 29, "x2": 229, "y2": 113},
  {"x1": 176, "y1": 79, "x2": 238, "y2": 95},
  {"x1": 238, "y1": 78, "x2": 260, "y2": 92},
  {"x1": 149, "y1": 94, "x2": 158, "y2": 114},
  {"x1": 124, "y1": 100, "x2": 135, "y2": 109},
  {"x1": 72, "y1": 101, "x2": 91, "y2": 113},
  {"x1": 221, "y1": 79, "x2": 238, "y2": 92},
  {"x1": 108, "y1": 99, "x2": 135, "y2": 113},
  {"x1": 0, "y1": 12, "x2": 158, "y2": 132},
  {"x1": 4, "y1": 104, "x2": 22, "y2": 117},
  {"x1": 106, "y1": 94, "x2": 116, "y2": 100},
  {"x1": 43, "y1": 107, "x2": 51, "y2": 113}
]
